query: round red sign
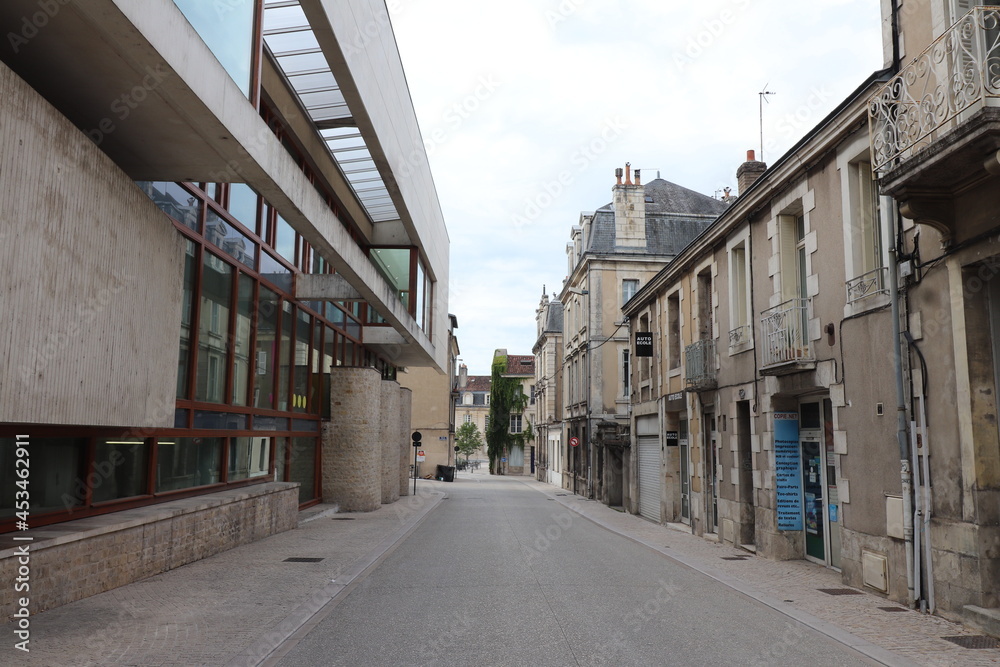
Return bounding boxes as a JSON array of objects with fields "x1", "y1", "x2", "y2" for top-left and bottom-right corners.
[{"x1": 570, "y1": 436, "x2": 580, "y2": 448}]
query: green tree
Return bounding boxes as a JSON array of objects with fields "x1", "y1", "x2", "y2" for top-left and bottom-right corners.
[
  {"x1": 455, "y1": 421, "x2": 484, "y2": 465},
  {"x1": 486, "y1": 354, "x2": 530, "y2": 474}
]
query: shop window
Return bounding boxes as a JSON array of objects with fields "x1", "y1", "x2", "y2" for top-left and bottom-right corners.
[
  {"x1": 156, "y1": 437, "x2": 222, "y2": 492},
  {"x1": 229, "y1": 437, "x2": 271, "y2": 482}
]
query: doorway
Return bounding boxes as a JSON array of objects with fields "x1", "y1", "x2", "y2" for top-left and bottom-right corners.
[
  {"x1": 679, "y1": 418, "x2": 690, "y2": 524},
  {"x1": 800, "y1": 399, "x2": 841, "y2": 568},
  {"x1": 704, "y1": 412, "x2": 719, "y2": 534}
]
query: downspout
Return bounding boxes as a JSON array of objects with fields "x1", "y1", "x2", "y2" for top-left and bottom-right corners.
[{"x1": 887, "y1": 195, "x2": 916, "y2": 606}]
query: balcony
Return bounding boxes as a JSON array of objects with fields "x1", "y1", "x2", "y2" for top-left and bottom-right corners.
[
  {"x1": 728, "y1": 323, "x2": 752, "y2": 349},
  {"x1": 846, "y1": 266, "x2": 889, "y2": 304},
  {"x1": 685, "y1": 339, "x2": 717, "y2": 391},
  {"x1": 759, "y1": 299, "x2": 814, "y2": 374},
  {"x1": 869, "y1": 6, "x2": 1000, "y2": 203}
]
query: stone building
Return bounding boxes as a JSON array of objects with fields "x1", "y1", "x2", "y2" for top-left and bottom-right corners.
[
  {"x1": 454, "y1": 367, "x2": 491, "y2": 462},
  {"x1": 0, "y1": 0, "x2": 448, "y2": 619},
  {"x1": 560, "y1": 164, "x2": 727, "y2": 502},
  {"x1": 533, "y1": 291, "x2": 564, "y2": 485}
]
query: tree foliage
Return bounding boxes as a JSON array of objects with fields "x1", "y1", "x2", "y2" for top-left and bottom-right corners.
[
  {"x1": 486, "y1": 355, "x2": 532, "y2": 474},
  {"x1": 455, "y1": 421, "x2": 484, "y2": 463}
]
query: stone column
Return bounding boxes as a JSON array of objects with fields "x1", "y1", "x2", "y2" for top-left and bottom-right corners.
[
  {"x1": 399, "y1": 387, "x2": 413, "y2": 496},
  {"x1": 381, "y1": 380, "x2": 401, "y2": 504},
  {"x1": 322, "y1": 367, "x2": 382, "y2": 511}
]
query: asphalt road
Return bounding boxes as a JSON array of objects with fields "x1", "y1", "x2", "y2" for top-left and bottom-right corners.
[{"x1": 276, "y1": 475, "x2": 874, "y2": 666}]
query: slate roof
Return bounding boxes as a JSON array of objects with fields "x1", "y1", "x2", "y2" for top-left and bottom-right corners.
[
  {"x1": 505, "y1": 355, "x2": 535, "y2": 376},
  {"x1": 544, "y1": 301, "x2": 564, "y2": 334},
  {"x1": 586, "y1": 178, "x2": 727, "y2": 256}
]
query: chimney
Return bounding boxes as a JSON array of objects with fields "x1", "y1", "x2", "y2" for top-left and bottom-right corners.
[
  {"x1": 459, "y1": 363, "x2": 468, "y2": 389},
  {"x1": 612, "y1": 163, "x2": 646, "y2": 249},
  {"x1": 737, "y1": 149, "x2": 767, "y2": 195}
]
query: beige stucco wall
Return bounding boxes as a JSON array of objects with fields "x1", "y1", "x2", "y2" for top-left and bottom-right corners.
[{"x1": 0, "y1": 59, "x2": 183, "y2": 428}]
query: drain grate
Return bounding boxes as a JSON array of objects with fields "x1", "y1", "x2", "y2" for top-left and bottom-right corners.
[
  {"x1": 556, "y1": 493, "x2": 569, "y2": 496},
  {"x1": 330, "y1": 517, "x2": 355, "y2": 521},
  {"x1": 284, "y1": 557, "x2": 324, "y2": 563},
  {"x1": 878, "y1": 606, "x2": 909, "y2": 612},
  {"x1": 942, "y1": 635, "x2": 1000, "y2": 649},
  {"x1": 721, "y1": 556, "x2": 749, "y2": 561},
  {"x1": 818, "y1": 588, "x2": 863, "y2": 596}
]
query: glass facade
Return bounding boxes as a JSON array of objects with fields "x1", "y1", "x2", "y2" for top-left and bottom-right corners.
[{"x1": 172, "y1": 0, "x2": 257, "y2": 97}]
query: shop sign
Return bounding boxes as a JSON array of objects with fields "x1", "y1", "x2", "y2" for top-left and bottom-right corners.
[
  {"x1": 635, "y1": 332, "x2": 653, "y2": 357},
  {"x1": 774, "y1": 412, "x2": 803, "y2": 530}
]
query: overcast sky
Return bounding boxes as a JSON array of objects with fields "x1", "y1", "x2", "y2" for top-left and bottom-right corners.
[{"x1": 389, "y1": 0, "x2": 885, "y2": 376}]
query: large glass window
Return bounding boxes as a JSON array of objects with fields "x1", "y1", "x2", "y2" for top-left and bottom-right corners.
[
  {"x1": 0, "y1": 437, "x2": 85, "y2": 517},
  {"x1": 196, "y1": 252, "x2": 233, "y2": 403},
  {"x1": 138, "y1": 181, "x2": 201, "y2": 231},
  {"x1": 254, "y1": 287, "x2": 279, "y2": 409},
  {"x1": 228, "y1": 183, "x2": 259, "y2": 231},
  {"x1": 92, "y1": 439, "x2": 149, "y2": 503},
  {"x1": 233, "y1": 274, "x2": 254, "y2": 406},
  {"x1": 156, "y1": 437, "x2": 222, "y2": 492},
  {"x1": 229, "y1": 437, "x2": 270, "y2": 482},
  {"x1": 275, "y1": 214, "x2": 296, "y2": 263},
  {"x1": 178, "y1": 240, "x2": 197, "y2": 398},
  {"x1": 278, "y1": 302, "x2": 294, "y2": 410},
  {"x1": 370, "y1": 248, "x2": 412, "y2": 307},
  {"x1": 205, "y1": 209, "x2": 257, "y2": 270},
  {"x1": 259, "y1": 251, "x2": 292, "y2": 293},
  {"x1": 293, "y1": 310, "x2": 312, "y2": 413},
  {"x1": 172, "y1": 0, "x2": 256, "y2": 97},
  {"x1": 290, "y1": 437, "x2": 317, "y2": 503}
]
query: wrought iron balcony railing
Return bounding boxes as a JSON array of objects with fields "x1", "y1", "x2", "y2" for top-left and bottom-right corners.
[
  {"x1": 728, "y1": 323, "x2": 752, "y2": 348},
  {"x1": 760, "y1": 299, "x2": 813, "y2": 369},
  {"x1": 685, "y1": 338, "x2": 717, "y2": 390},
  {"x1": 869, "y1": 6, "x2": 1000, "y2": 172},
  {"x1": 846, "y1": 266, "x2": 889, "y2": 304}
]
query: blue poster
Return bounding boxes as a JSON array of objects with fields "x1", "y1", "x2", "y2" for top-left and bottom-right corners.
[{"x1": 774, "y1": 412, "x2": 802, "y2": 530}]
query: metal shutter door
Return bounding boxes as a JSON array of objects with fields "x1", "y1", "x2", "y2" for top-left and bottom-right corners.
[{"x1": 637, "y1": 434, "x2": 661, "y2": 522}]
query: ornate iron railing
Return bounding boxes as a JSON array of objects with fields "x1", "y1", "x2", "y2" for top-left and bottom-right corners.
[
  {"x1": 728, "y1": 323, "x2": 752, "y2": 348},
  {"x1": 760, "y1": 299, "x2": 812, "y2": 368},
  {"x1": 870, "y1": 6, "x2": 1000, "y2": 172},
  {"x1": 846, "y1": 266, "x2": 889, "y2": 304},
  {"x1": 685, "y1": 338, "x2": 717, "y2": 390}
]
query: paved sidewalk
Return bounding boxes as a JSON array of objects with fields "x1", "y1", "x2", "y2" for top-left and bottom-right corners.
[
  {"x1": 2, "y1": 483, "x2": 446, "y2": 667},
  {"x1": 519, "y1": 477, "x2": 1000, "y2": 667}
]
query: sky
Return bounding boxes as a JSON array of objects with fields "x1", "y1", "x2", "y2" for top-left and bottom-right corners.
[{"x1": 388, "y1": 0, "x2": 885, "y2": 376}]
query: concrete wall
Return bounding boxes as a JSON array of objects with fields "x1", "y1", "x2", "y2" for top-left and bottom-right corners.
[
  {"x1": 0, "y1": 59, "x2": 183, "y2": 428},
  {"x1": 399, "y1": 388, "x2": 413, "y2": 496},
  {"x1": 323, "y1": 367, "x2": 383, "y2": 511},
  {"x1": 0, "y1": 483, "x2": 298, "y2": 620}
]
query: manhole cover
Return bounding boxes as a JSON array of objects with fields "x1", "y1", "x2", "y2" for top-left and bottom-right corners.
[
  {"x1": 284, "y1": 557, "x2": 324, "y2": 563},
  {"x1": 817, "y1": 588, "x2": 863, "y2": 596},
  {"x1": 942, "y1": 635, "x2": 1000, "y2": 649},
  {"x1": 878, "y1": 606, "x2": 908, "y2": 612},
  {"x1": 721, "y1": 556, "x2": 749, "y2": 561}
]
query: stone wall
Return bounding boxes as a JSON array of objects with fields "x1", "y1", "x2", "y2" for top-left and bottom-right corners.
[
  {"x1": 323, "y1": 367, "x2": 383, "y2": 511},
  {"x1": 380, "y1": 381, "x2": 401, "y2": 504},
  {"x1": 399, "y1": 388, "x2": 413, "y2": 496},
  {"x1": 0, "y1": 483, "x2": 298, "y2": 621}
]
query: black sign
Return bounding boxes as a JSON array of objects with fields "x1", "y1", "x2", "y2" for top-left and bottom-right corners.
[
  {"x1": 635, "y1": 332, "x2": 653, "y2": 357},
  {"x1": 665, "y1": 431, "x2": 679, "y2": 447}
]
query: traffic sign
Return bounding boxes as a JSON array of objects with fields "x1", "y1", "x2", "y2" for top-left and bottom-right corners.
[{"x1": 570, "y1": 436, "x2": 580, "y2": 448}]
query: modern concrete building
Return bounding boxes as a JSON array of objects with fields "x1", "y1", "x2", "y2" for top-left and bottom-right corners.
[
  {"x1": 533, "y1": 290, "x2": 564, "y2": 485},
  {"x1": 560, "y1": 165, "x2": 726, "y2": 501},
  {"x1": 0, "y1": 0, "x2": 448, "y2": 618}
]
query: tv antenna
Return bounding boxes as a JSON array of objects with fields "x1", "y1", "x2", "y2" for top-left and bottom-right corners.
[{"x1": 759, "y1": 85, "x2": 776, "y2": 162}]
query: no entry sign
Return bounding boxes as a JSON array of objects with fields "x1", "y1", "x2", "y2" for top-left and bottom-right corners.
[{"x1": 570, "y1": 436, "x2": 580, "y2": 448}]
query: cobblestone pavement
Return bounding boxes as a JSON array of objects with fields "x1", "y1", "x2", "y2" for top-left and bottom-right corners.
[
  {"x1": 520, "y1": 478, "x2": 1000, "y2": 667},
  {"x1": 1, "y1": 483, "x2": 446, "y2": 667}
]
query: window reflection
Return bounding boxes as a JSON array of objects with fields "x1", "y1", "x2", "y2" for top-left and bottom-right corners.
[
  {"x1": 205, "y1": 209, "x2": 257, "y2": 270},
  {"x1": 196, "y1": 253, "x2": 233, "y2": 403},
  {"x1": 156, "y1": 437, "x2": 221, "y2": 492},
  {"x1": 233, "y1": 274, "x2": 254, "y2": 405},
  {"x1": 0, "y1": 438, "x2": 85, "y2": 516},
  {"x1": 229, "y1": 437, "x2": 270, "y2": 482},
  {"x1": 254, "y1": 288, "x2": 279, "y2": 409},
  {"x1": 172, "y1": 0, "x2": 255, "y2": 97},
  {"x1": 92, "y1": 439, "x2": 149, "y2": 503},
  {"x1": 178, "y1": 240, "x2": 196, "y2": 398},
  {"x1": 228, "y1": 183, "x2": 259, "y2": 230},
  {"x1": 278, "y1": 302, "x2": 294, "y2": 410},
  {"x1": 138, "y1": 181, "x2": 201, "y2": 231}
]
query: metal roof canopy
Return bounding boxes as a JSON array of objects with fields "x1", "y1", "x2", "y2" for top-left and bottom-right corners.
[{"x1": 262, "y1": 0, "x2": 401, "y2": 224}]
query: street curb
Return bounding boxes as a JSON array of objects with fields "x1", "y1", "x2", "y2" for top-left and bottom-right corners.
[
  {"x1": 519, "y1": 479, "x2": 909, "y2": 667},
  {"x1": 225, "y1": 490, "x2": 447, "y2": 667}
]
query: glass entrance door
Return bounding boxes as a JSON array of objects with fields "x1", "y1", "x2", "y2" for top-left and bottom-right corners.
[
  {"x1": 802, "y1": 439, "x2": 825, "y2": 561},
  {"x1": 800, "y1": 400, "x2": 840, "y2": 567}
]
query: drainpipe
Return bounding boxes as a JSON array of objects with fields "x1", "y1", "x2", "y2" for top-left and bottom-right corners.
[{"x1": 886, "y1": 195, "x2": 915, "y2": 606}]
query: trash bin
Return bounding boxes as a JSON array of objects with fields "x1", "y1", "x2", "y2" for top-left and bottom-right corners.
[{"x1": 436, "y1": 464, "x2": 456, "y2": 483}]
